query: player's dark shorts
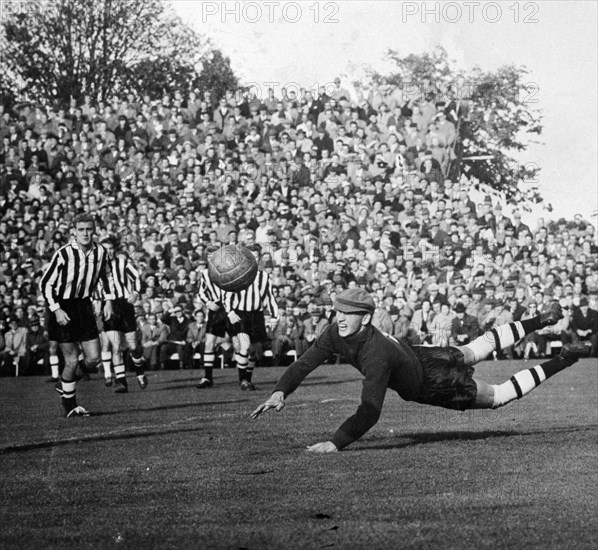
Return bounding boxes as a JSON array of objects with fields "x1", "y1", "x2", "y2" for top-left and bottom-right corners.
[
  {"x1": 103, "y1": 297, "x2": 137, "y2": 333},
  {"x1": 411, "y1": 345, "x2": 477, "y2": 411},
  {"x1": 206, "y1": 307, "x2": 228, "y2": 338},
  {"x1": 226, "y1": 310, "x2": 267, "y2": 343},
  {"x1": 48, "y1": 298, "x2": 99, "y2": 343}
]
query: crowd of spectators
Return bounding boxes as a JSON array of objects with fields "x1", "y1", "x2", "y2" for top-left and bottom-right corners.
[{"x1": 1, "y1": 79, "x2": 597, "y2": 375}]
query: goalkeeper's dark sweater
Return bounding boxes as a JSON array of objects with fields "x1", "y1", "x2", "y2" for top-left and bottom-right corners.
[{"x1": 274, "y1": 323, "x2": 424, "y2": 450}]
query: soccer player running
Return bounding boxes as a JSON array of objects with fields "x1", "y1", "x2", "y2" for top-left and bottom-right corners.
[
  {"x1": 195, "y1": 265, "x2": 227, "y2": 388},
  {"x1": 99, "y1": 237, "x2": 148, "y2": 393},
  {"x1": 40, "y1": 214, "x2": 115, "y2": 417},
  {"x1": 223, "y1": 244, "x2": 278, "y2": 390},
  {"x1": 252, "y1": 288, "x2": 591, "y2": 452}
]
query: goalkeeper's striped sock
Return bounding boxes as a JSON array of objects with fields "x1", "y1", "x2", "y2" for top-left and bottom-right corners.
[
  {"x1": 491, "y1": 357, "x2": 570, "y2": 408},
  {"x1": 466, "y1": 321, "x2": 529, "y2": 362}
]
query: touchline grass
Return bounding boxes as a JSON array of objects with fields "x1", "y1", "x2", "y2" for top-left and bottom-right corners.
[{"x1": 1, "y1": 360, "x2": 597, "y2": 550}]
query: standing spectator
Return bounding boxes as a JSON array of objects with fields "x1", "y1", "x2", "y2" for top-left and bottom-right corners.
[
  {"x1": 21, "y1": 316, "x2": 49, "y2": 376},
  {"x1": 159, "y1": 305, "x2": 192, "y2": 369},
  {"x1": 187, "y1": 309, "x2": 207, "y2": 370},
  {"x1": 570, "y1": 297, "x2": 598, "y2": 356},
  {"x1": 270, "y1": 309, "x2": 299, "y2": 366},
  {"x1": 1, "y1": 317, "x2": 28, "y2": 375},
  {"x1": 140, "y1": 312, "x2": 166, "y2": 370}
]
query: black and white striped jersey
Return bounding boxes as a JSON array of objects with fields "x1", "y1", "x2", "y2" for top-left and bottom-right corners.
[{"x1": 40, "y1": 240, "x2": 115, "y2": 312}]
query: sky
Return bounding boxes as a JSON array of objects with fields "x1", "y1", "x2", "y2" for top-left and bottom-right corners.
[{"x1": 171, "y1": 0, "x2": 597, "y2": 224}]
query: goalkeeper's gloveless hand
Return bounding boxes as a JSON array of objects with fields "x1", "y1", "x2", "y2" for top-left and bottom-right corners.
[{"x1": 251, "y1": 391, "x2": 285, "y2": 419}]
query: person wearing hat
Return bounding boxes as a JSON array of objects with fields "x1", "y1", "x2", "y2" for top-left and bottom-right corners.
[
  {"x1": 450, "y1": 302, "x2": 481, "y2": 346},
  {"x1": 252, "y1": 289, "x2": 589, "y2": 452},
  {"x1": 570, "y1": 297, "x2": 598, "y2": 356},
  {"x1": 21, "y1": 316, "x2": 49, "y2": 376}
]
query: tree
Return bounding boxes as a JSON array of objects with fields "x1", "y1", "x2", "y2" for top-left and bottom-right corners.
[
  {"x1": 368, "y1": 47, "x2": 544, "y2": 208},
  {"x1": 0, "y1": 0, "x2": 237, "y2": 104}
]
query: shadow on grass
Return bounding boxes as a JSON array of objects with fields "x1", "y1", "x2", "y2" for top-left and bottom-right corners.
[
  {"x1": 0, "y1": 424, "x2": 207, "y2": 455},
  {"x1": 94, "y1": 399, "x2": 251, "y2": 416},
  {"x1": 302, "y1": 377, "x2": 363, "y2": 388},
  {"x1": 348, "y1": 424, "x2": 598, "y2": 452},
  {"x1": 149, "y1": 375, "x2": 358, "y2": 392}
]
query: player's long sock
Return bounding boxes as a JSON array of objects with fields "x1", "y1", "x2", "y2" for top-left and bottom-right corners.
[
  {"x1": 236, "y1": 352, "x2": 249, "y2": 382},
  {"x1": 491, "y1": 355, "x2": 575, "y2": 408},
  {"x1": 202, "y1": 352, "x2": 215, "y2": 382},
  {"x1": 466, "y1": 318, "x2": 545, "y2": 362},
  {"x1": 50, "y1": 354, "x2": 60, "y2": 380},
  {"x1": 61, "y1": 378, "x2": 77, "y2": 413},
  {"x1": 247, "y1": 353, "x2": 256, "y2": 382},
  {"x1": 114, "y1": 363, "x2": 127, "y2": 388},
  {"x1": 131, "y1": 350, "x2": 145, "y2": 376},
  {"x1": 101, "y1": 351, "x2": 112, "y2": 379}
]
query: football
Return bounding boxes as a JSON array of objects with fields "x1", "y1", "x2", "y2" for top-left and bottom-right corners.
[{"x1": 207, "y1": 244, "x2": 258, "y2": 292}]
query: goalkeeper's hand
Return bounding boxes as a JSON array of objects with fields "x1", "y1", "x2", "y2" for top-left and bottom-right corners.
[{"x1": 251, "y1": 391, "x2": 285, "y2": 419}]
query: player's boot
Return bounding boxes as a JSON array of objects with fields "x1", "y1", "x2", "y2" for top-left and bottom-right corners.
[
  {"x1": 66, "y1": 405, "x2": 91, "y2": 417},
  {"x1": 559, "y1": 342, "x2": 592, "y2": 365},
  {"x1": 137, "y1": 374, "x2": 148, "y2": 389},
  {"x1": 240, "y1": 380, "x2": 256, "y2": 391},
  {"x1": 114, "y1": 379, "x2": 129, "y2": 393},
  {"x1": 539, "y1": 303, "x2": 563, "y2": 327},
  {"x1": 104, "y1": 376, "x2": 113, "y2": 387},
  {"x1": 196, "y1": 378, "x2": 213, "y2": 389}
]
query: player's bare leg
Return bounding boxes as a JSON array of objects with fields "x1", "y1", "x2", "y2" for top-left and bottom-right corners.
[
  {"x1": 196, "y1": 333, "x2": 217, "y2": 388},
  {"x1": 472, "y1": 343, "x2": 591, "y2": 409},
  {"x1": 458, "y1": 303, "x2": 563, "y2": 366}
]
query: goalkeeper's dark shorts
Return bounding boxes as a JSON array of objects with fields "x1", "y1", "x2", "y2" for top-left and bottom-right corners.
[{"x1": 411, "y1": 345, "x2": 478, "y2": 411}]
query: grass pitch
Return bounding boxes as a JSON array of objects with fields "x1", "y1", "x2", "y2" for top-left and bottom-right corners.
[{"x1": 1, "y1": 358, "x2": 597, "y2": 550}]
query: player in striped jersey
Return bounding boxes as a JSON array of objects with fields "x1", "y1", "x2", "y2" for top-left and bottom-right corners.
[
  {"x1": 99, "y1": 237, "x2": 148, "y2": 393},
  {"x1": 40, "y1": 214, "x2": 115, "y2": 417},
  {"x1": 222, "y1": 244, "x2": 278, "y2": 390},
  {"x1": 195, "y1": 267, "x2": 228, "y2": 388}
]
